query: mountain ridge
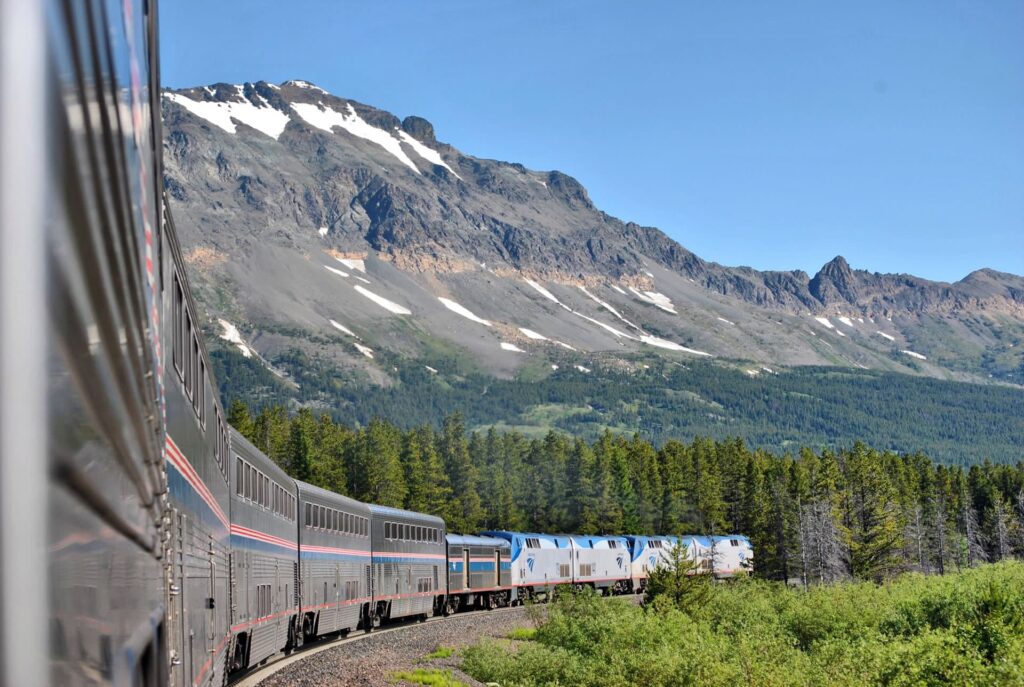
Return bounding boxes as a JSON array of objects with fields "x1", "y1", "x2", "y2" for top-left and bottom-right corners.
[{"x1": 161, "y1": 79, "x2": 1024, "y2": 386}]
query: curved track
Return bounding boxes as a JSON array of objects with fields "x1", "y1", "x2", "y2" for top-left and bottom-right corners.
[{"x1": 231, "y1": 606, "x2": 524, "y2": 687}]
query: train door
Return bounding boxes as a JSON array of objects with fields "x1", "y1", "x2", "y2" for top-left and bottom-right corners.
[
  {"x1": 494, "y1": 551, "x2": 500, "y2": 587},
  {"x1": 462, "y1": 550, "x2": 470, "y2": 590}
]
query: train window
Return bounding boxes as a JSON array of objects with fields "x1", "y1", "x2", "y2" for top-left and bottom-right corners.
[
  {"x1": 235, "y1": 457, "x2": 243, "y2": 496},
  {"x1": 194, "y1": 360, "x2": 204, "y2": 423},
  {"x1": 191, "y1": 332, "x2": 200, "y2": 406},
  {"x1": 608, "y1": 541, "x2": 618, "y2": 549},
  {"x1": 172, "y1": 274, "x2": 184, "y2": 377},
  {"x1": 386, "y1": 522, "x2": 393, "y2": 539},
  {"x1": 526, "y1": 538, "x2": 540, "y2": 549},
  {"x1": 730, "y1": 539, "x2": 740, "y2": 547},
  {"x1": 305, "y1": 503, "x2": 311, "y2": 527}
]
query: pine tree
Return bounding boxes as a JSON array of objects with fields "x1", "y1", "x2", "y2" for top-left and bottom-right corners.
[
  {"x1": 349, "y1": 419, "x2": 406, "y2": 507},
  {"x1": 226, "y1": 398, "x2": 254, "y2": 440},
  {"x1": 843, "y1": 444, "x2": 904, "y2": 581},
  {"x1": 437, "y1": 414, "x2": 482, "y2": 532}
]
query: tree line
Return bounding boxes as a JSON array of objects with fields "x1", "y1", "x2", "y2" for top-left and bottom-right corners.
[
  {"x1": 212, "y1": 348, "x2": 1024, "y2": 466},
  {"x1": 227, "y1": 400, "x2": 1024, "y2": 583}
]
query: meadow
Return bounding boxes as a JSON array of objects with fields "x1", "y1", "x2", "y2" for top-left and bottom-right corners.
[{"x1": 461, "y1": 562, "x2": 1024, "y2": 687}]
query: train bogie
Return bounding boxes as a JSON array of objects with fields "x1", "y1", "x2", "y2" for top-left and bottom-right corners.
[
  {"x1": 369, "y1": 505, "x2": 446, "y2": 622},
  {"x1": 297, "y1": 482, "x2": 372, "y2": 639},
  {"x1": 445, "y1": 535, "x2": 512, "y2": 613}
]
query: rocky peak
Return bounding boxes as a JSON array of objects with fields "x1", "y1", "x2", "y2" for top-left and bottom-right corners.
[
  {"x1": 809, "y1": 255, "x2": 859, "y2": 304},
  {"x1": 401, "y1": 116, "x2": 437, "y2": 145}
]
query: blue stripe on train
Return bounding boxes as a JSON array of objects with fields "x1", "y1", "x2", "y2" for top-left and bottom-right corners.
[
  {"x1": 448, "y1": 562, "x2": 512, "y2": 572},
  {"x1": 230, "y1": 535, "x2": 296, "y2": 557},
  {"x1": 166, "y1": 462, "x2": 228, "y2": 538}
]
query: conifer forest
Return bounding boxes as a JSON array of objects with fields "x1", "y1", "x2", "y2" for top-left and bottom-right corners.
[{"x1": 227, "y1": 400, "x2": 1024, "y2": 584}]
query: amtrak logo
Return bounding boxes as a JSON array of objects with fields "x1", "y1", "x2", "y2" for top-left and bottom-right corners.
[
  {"x1": 526, "y1": 555, "x2": 536, "y2": 572},
  {"x1": 615, "y1": 554, "x2": 625, "y2": 569},
  {"x1": 738, "y1": 551, "x2": 747, "y2": 562},
  {"x1": 648, "y1": 555, "x2": 657, "y2": 567}
]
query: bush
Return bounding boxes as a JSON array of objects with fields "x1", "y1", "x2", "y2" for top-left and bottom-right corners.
[{"x1": 461, "y1": 562, "x2": 1024, "y2": 687}]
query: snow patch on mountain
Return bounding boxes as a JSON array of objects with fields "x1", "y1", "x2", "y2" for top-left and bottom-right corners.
[
  {"x1": 353, "y1": 343, "x2": 374, "y2": 359},
  {"x1": 218, "y1": 319, "x2": 252, "y2": 357},
  {"x1": 814, "y1": 317, "x2": 835, "y2": 330},
  {"x1": 519, "y1": 328, "x2": 548, "y2": 340},
  {"x1": 639, "y1": 335, "x2": 712, "y2": 357},
  {"x1": 329, "y1": 319, "x2": 356, "y2": 337},
  {"x1": 901, "y1": 349, "x2": 927, "y2": 360},
  {"x1": 500, "y1": 342, "x2": 525, "y2": 353},
  {"x1": 291, "y1": 101, "x2": 421, "y2": 173},
  {"x1": 354, "y1": 285, "x2": 411, "y2": 315},
  {"x1": 164, "y1": 90, "x2": 291, "y2": 139},
  {"x1": 875, "y1": 331, "x2": 896, "y2": 342},
  {"x1": 324, "y1": 265, "x2": 349, "y2": 278},
  {"x1": 438, "y1": 297, "x2": 491, "y2": 326},
  {"x1": 336, "y1": 257, "x2": 366, "y2": 273},
  {"x1": 396, "y1": 130, "x2": 461, "y2": 178},
  {"x1": 524, "y1": 278, "x2": 561, "y2": 304}
]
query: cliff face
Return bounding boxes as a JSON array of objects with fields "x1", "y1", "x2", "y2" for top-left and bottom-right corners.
[{"x1": 161, "y1": 80, "x2": 1024, "y2": 385}]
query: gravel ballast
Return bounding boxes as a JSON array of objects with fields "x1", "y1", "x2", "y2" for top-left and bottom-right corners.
[{"x1": 257, "y1": 607, "x2": 539, "y2": 687}]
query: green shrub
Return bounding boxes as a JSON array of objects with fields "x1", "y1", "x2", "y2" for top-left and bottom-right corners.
[
  {"x1": 461, "y1": 562, "x2": 1024, "y2": 687},
  {"x1": 390, "y1": 668, "x2": 469, "y2": 687}
]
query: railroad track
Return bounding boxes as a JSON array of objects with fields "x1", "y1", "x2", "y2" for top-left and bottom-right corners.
[{"x1": 230, "y1": 605, "x2": 525, "y2": 687}]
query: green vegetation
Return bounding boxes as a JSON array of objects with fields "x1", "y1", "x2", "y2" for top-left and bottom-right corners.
[
  {"x1": 212, "y1": 349, "x2": 1024, "y2": 465},
  {"x1": 390, "y1": 668, "x2": 468, "y2": 687},
  {"x1": 461, "y1": 562, "x2": 1024, "y2": 687},
  {"x1": 421, "y1": 646, "x2": 455, "y2": 660},
  {"x1": 228, "y1": 400, "x2": 1024, "y2": 580},
  {"x1": 507, "y1": 628, "x2": 537, "y2": 641}
]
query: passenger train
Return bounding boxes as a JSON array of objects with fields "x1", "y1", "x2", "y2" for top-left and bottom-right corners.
[{"x1": 0, "y1": 0, "x2": 752, "y2": 684}]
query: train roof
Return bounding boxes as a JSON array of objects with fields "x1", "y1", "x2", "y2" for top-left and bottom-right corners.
[
  {"x1": 568, "y1": 534, "x2": 630, "y2": 547},
  {"x1": 480, "y1": 530, "x2": 572, "y2": 547},
  {"x1": 229, "y1": 428, "x2": 292, "y2": 484},
  {"x1": 295, "y1": 480, "x2": 371, "y2": 512},
  {"x1": 368, "y1": 503, "x2": 445, "y2": 526},
  {"x1": 445, "y1": 534, "x2": 510, "y2": 549}
]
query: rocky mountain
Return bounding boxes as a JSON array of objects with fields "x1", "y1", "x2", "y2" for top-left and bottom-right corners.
[{"x1": 161, "y1": 80, "x2": 1024, "y2": 393}]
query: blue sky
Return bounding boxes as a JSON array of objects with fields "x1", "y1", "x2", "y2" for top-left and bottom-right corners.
[{"x1": 161, "y1": 0, "x2": 1023, "y2": 282}]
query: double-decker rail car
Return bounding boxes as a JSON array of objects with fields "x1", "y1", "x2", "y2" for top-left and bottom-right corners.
[
  {"x1": 569, "y1": 535, "x2": 632, "y2": 594},
  {"x1": 369, "y1": 505, "x2": 446, "y2": 622},
  {"x1": 161, "y1": 207, "x2": 232, "y2": 687},
  {"x1": 481, "y1": 531, "x2": 573, "y2": 601},
  {"x1": 3, "y1": 0, "x2": 172, "y2": 683},
  {"x1": 227, "y1": 429, "x2": 299, "y2": 674},
  {"x1": 444, "y1": 535, "x2": 512, "y2": 613},
  {"x1": 297, "y1": 481, "x2": 372, "y2": 640}
]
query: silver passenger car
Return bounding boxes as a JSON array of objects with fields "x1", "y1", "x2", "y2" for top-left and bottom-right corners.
[
  {"x1": 228, "y1": 429, "x2": 299, "y2": 673},
  {"x1": 21, "y1": 2, "x2": 172, "y2": 685},
  {"x1": 297, "y1": 481, "x2": 372, "y2": 639},
  {"x1": 369, "y1": 505, "x2": 446, "y2": 622},
  {"x1": 444, "y1": 534, "x2": 512, "y2": 613},
  {"x1": 162, "y1": 207, "x2": 233, "y2": 687}
]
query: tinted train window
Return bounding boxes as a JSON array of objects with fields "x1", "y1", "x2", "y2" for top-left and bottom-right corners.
[
  {"x1": 305, "y1": 503, "x2": 312, "y2": 527},
  {"x1": 172, "y1": 274, "x2": 183, "y2": 376},
  {"x1": 235, "y1": 457, "x2": 244, "y2": 496}
]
